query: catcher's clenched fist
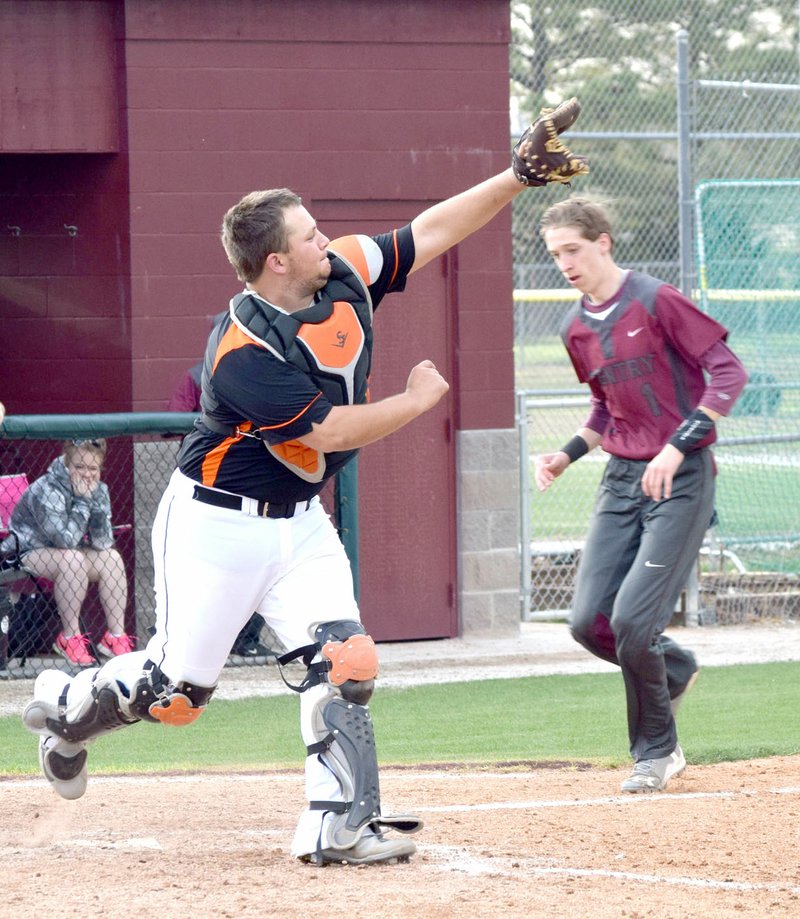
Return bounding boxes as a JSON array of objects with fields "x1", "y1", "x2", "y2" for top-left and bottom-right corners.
[
  {"x1": 406, "y1": 359, "x2": 449, "y2": 413},
  {"x1": 512, "y1": 97, "x2": 589, "y2": 187}
]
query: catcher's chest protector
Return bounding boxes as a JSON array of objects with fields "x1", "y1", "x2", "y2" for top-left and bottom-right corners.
[
  {"x1": 231, "y1": 254, "x2": 374, "y2": 409},
  {"x1": 228, "y1": 255, "x2": 374, "y2": 483}
]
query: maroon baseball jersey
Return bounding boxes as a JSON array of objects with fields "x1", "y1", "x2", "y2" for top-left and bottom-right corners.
[{"x1": 559, "y1": 271, "x2": 730, "y2": 460}]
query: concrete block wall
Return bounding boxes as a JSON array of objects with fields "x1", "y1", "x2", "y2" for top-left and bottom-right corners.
[{"x1": 457, "y1": 428, "x2": 521, "y2": 636}]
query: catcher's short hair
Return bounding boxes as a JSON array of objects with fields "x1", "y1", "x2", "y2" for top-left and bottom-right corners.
[
  {"x1": 221, "y1": 188, "x2": 302, "y2": 283},
  {"x1": 539, "y1": 196, "x2": 615, "y2": 247}
]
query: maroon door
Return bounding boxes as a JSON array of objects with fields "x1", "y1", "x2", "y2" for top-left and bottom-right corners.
[
  {"x1": 358, "y1": 254, "x2": 458, "y2": 641},
  {"x1": 313, "y1": 202, "x2": 458, "y2": 641}
]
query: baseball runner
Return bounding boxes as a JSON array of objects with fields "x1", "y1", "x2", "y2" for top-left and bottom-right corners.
[
  {"x1": 22, "y1": 103, "x2": 588, "y2": 866},
  {"x1": 536, "y1": 197, "x2": 748, "y2": 793}
]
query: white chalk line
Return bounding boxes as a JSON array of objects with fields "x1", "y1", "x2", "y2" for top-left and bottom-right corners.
[
  {"x1": 4, "y1": 770, "x2": 800, "y2": 804},
  {"x1": 415, "y1": 789, "x2": 741, "y2": 812},
  {"x1": 424, "y1": 845, "x2": 800, "y2": 896}
]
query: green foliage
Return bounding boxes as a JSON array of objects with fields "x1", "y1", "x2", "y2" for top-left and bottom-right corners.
[
  {"x1": 511, "y1": 0, "x2": 799, "y2": 111},
  {"x1": 1, "y1": 662, "x2": 797, "y2": 776},
  {"x1": 509, "y1": 1, "x2": 800, "y2": 285}
]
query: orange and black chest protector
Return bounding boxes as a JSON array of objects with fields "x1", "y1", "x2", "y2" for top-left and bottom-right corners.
[{"x1": 231, "y1": 252, "x2": 373, "y2": 412}]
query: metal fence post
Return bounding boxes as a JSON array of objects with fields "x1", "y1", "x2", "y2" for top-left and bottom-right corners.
[
  {"x1": 676, "y1": 28, "x2": 694, "y2": 299},
  {"x1": 516, "y1": 390, "x2": 532, "y2": 620},
  {"x1": 683, "y1": 562, "x2": 701, "y2": 627}
]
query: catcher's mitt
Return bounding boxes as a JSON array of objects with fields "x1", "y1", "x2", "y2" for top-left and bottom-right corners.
[{"x1": 512, "y1": 97, "x2": 589, "y2": 187}]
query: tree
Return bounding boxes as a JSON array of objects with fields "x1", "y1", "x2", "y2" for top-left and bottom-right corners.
[{"x1": 510, "y1": 0, "x2": 799, "y2": 281}]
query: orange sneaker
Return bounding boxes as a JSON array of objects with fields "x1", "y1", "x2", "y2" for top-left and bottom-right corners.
[
  {"x1": 97, "y1": 631, "x2": 136, "y2": 657},
  {"x1": 53, "y1": 632, "x2": 97, "y2": 666}
]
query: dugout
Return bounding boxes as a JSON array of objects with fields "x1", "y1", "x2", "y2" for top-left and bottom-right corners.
[{"x1": 0, "y1": 1, "x2": 519, "y2": 642}]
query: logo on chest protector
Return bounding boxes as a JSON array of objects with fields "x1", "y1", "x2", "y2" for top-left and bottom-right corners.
[{"x1": 296, "y1": 302, "x2": 364, "y2": 378}]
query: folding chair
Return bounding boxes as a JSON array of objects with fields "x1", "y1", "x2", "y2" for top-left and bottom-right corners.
[
  {"x1": 0, "y1": 474, "x2": 41, "y2": 668},
  {"x1": 0, "y1": 474, "x2": 31, "y2": 585},
  {"x1": 0, "y1": 473, "x2": 29, "y2": 534}
]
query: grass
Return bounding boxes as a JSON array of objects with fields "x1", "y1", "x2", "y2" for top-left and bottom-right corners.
[
  {"x1": 1, "y1": 661, "x2": 798, "y2": 776},
  {"x1": 528, "y1": 457, "x2": 605, "y2": 542},
  {"x1": 714, "y1": 463, "x2": 800, "y2": 540}
]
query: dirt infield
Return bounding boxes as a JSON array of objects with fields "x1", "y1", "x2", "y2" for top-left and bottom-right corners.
[
  {"x1": 3, "y1": 623, "x2": 798, "y2": 917},
  {"x1": 3, "y1": 754, "x2": 799, "y2": 919}
]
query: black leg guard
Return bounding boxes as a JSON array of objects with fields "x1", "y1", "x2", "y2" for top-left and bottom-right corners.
[
  {"x1": 44, "y1": 683, "x2": 138, "y2": 743},
  {"x1": 284, "y1": 620, "x2": 424, "y2": 851},
  {"x1": 23, "y1": 660, "x2": 216, "y2": 744},
  {"x1": 315, "y1": 697, "x2": 381, "y2": 846},
  {"x1": 309, "y1": 694, "x2": 423, "y2": 849}
]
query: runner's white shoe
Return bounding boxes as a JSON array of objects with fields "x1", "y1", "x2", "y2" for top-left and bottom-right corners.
[{"x1": 621, "y1": 745, "x2": 686, "y2": 793}]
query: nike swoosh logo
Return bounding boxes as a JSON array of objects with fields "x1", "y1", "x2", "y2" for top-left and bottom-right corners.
[
  {"x1": 627, "y1": 327, "x2": 644, "y2": 337},
  {"x1": 644, "y1": 560, "x2": 666, "y2": 568}
]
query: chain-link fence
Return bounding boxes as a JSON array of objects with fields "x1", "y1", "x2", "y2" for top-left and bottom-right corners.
[
  {"x1": 512, "y1": 3, "x2": 800, "y2": 624},
  {"x1": 0, "y1": 416, "x2": 342, "y2": 679}
]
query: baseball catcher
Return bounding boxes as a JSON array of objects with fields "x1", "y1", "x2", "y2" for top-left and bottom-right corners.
[
  {"x1": 512, "y1": 97, "x2": 589, "y2": 187},
  {"x1": 22, "y1": 98, "x2": 588, "y2": 868}
]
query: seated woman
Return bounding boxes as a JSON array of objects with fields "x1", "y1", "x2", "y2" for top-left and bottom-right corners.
[{"x1": 2, "y1": 439, "x2": 134, "y2": 666}]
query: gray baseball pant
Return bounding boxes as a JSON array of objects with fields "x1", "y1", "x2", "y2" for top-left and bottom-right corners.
[{"x1": 569, "y1": 449, "x2": 714, "y2": 761}]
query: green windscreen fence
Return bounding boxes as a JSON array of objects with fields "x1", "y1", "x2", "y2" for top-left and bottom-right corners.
[{"x1": 695, "y1": 180, "x2": 800, "y2": 571}]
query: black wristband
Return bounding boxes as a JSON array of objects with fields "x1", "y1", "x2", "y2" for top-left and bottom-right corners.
[
  {"x1": 560, "y1": 435, "x2": 589, "y2": 464},
  {"x1": 668, "y1": 409, "x2": 715, "y2": 454}
]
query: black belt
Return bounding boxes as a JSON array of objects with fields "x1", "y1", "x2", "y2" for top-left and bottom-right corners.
[{"x1": 192, "y1": 484, "x2": 307, "y2": 519}]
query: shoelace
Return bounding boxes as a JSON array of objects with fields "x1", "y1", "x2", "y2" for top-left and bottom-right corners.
[
  {"x1": 62, "y1": 634, "x2": 93, "y2": 659},
  {"x1": 631, "y1": 759, "x2": 657, "y2": 775},
  {"x1": 104, "y1": 632, "x2": 131, "y2": 647},
  {"x1": 65, "y1": 634, "x2": 90, "y2": 649}
]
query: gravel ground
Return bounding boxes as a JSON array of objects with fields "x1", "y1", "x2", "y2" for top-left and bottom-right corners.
[{"x1": 2, "y1": 619, "x2": 798, "y2": 715}]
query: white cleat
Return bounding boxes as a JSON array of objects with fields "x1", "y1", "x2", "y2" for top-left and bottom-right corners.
[
  {"x1": 621, "y1": 745, "x2": 686, "y2": 793},
  {"x1": 36, "y1": 734, "x2": 88, "y2": 801},
  {"x1": 23, "y1": 676, "x2": 89, "y2": 801},
  {"x1": 300, "y1": 832, "x2": 417, "y2": 866}
]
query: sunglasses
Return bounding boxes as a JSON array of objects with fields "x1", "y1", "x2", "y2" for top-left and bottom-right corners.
[{"x1": 71, "y1": 439, "x2": 103, "y2": 448}]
